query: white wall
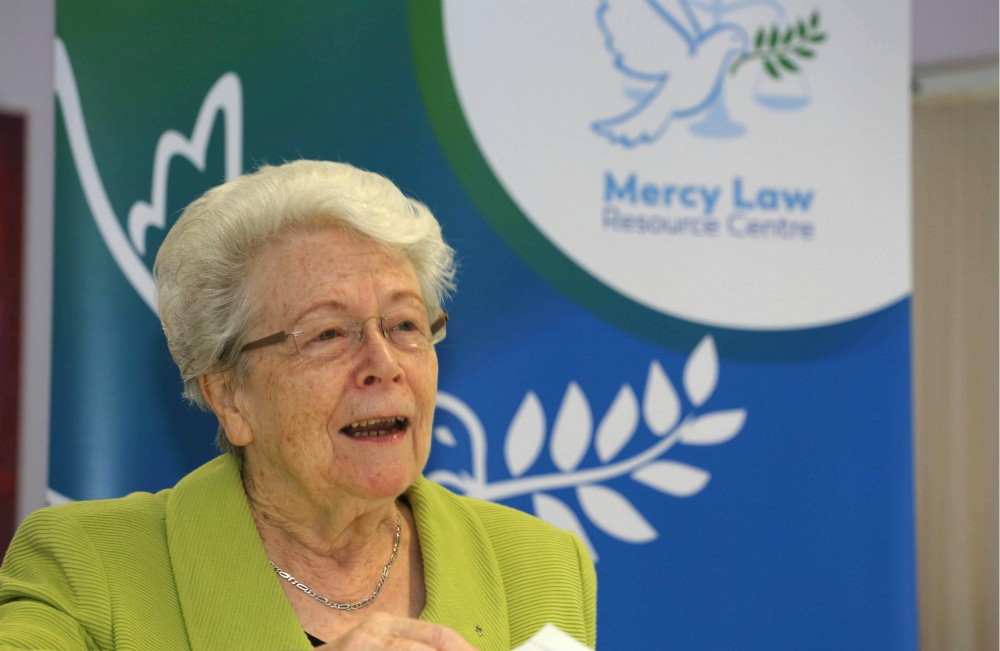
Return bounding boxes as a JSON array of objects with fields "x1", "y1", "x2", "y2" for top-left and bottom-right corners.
[
  {"x1": 913, "y1": 0, "x2": 998, "y2": 67},
  {"x1": 0, "y1": 0, "x2": 55, "y2": 521}
]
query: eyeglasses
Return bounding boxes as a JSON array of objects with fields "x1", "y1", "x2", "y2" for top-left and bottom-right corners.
[{"x1": 240, "y1": 310, "x2": 448, "y2": 360}]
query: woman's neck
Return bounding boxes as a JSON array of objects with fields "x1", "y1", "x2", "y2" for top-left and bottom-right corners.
[{"x1": 244, "y1": 467, "x2": 400, "y2": 565}]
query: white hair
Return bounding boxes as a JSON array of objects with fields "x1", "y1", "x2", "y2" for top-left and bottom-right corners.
[{"x1": 153, "y1": 160, "x2": 455, "y2": 453}]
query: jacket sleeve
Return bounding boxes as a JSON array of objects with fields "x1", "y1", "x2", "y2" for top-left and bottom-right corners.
[{"x1": 0, "y1": 508, "x2": 109, "y2": 650}]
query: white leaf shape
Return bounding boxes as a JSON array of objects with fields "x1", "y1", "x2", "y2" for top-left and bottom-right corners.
[
  {"x1": 596, "y1": 384, "x2": 639, "y2": 462},
  {"x1": 643, "y1": 361, "x2": 680, "y2": 436},
  {"x1": 505, "y1": 391, "x2": 546, "y2": 478},
  {"x1": 683, "y1": 336, "x2": 718, "y2": 407},
  {"x1": 433, "y1": 426, "x2": 457, "y2": 447},
  {"x1": 681, "y1": 409, "x2": 747, "y2": 446},
  {"x1": 576, "y1": 484, "x2": 657, "y2": 543},
  {"x1": 126, "y1": 71, "x2": 243, "y2": 256},
  {"x1": 532, "y1": 493, "x2": 599, "y2": 562},
  {"x1": 631, "y1": 461, "x2": 711, "y2": 497},
  {"x1": 55, "y1": 39, "x2": 243, "y2": 314},
  {"x1": 549, "y1": 382, "x2": 593, "y2": 472}
]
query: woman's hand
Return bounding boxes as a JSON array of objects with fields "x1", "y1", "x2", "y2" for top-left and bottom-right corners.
[{"x1": 315, "y1": 612, "x2": 478, "y2": 650}]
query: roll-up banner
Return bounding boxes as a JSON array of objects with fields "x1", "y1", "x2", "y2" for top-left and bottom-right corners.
[{"x1": 51, "y1": 2, "x2": 914, "y2": 648}]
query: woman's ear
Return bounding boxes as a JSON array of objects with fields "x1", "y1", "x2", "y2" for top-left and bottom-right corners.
[{"x1": 199, "y1": 372, "x2": 254, "y2": 447}]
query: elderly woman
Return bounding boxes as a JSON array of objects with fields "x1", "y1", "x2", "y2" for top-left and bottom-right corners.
[{"x1": 0, "y1": 161, "x2": 596, "y2": 650}]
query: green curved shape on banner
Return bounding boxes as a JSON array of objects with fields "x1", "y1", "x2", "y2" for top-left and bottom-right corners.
[
  {"x1": 405, "y1": 2, "x2": 904, "y2": 361},
  {"x1": 406, "y1": 3, "x2": 699, "y2": 351}
]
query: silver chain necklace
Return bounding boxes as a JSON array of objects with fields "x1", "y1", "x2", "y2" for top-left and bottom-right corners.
[{"x1": 269, "y1": 508, "x2": 402, "y2": 611}]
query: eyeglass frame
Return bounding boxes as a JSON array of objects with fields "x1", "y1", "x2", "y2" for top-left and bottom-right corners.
[{"x1": 239, "y1": 310, "x2": 448, "y2": 358}]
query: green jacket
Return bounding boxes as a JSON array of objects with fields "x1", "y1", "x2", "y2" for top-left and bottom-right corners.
[{"x1": 0, "y1": 455, "x2": 596, "y2": 650}]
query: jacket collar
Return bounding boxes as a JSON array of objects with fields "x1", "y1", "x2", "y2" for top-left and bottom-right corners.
[
  {"x1": 407, "y1": 476, "x2": 511, "y2": 650},
  {"x1": 165, "y1": 454, "x2": 308, "y2": 650},
  {"x1": 165, "y1": 456, "x2": 509, "y2": 650}
]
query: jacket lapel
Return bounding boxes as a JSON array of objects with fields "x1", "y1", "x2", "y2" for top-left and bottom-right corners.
[
  {"x1": 409, "y1": 477, "x2": 510, "y2": 651},
  {"x1": 165, "y1": 458, "x2": 509, "y2": 650},
  {"x1": 165, "y1": 455, "x2": 309, "y2": 650}
]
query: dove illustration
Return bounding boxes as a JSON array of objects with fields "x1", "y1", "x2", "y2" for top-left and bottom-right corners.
[{"x1": 592, "y1": 0, "x2": 748, "y2": 147}]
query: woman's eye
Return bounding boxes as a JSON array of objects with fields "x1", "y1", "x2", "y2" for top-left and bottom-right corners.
[
  {"x1": 316, "y1": 327, "x2": 347, "y2": 341},
  {"x1": 394, "y1": 320, "x2": 419, "y2": 333},
  {"x1": 391, "y1": 318, "x2": 429, "y2": 338}
]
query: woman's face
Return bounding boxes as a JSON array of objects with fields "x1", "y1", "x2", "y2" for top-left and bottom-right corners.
[{"x1": 226, "y1": 228, "x2": 439, "y2": 506}]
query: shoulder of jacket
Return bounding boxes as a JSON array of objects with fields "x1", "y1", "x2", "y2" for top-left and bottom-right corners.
[
  {"x1": 415, "y1": 478, "x2": 580, "y2": 557},
  {"x1": 19, "y1": 488, "x2": 170, "y2": 537}
]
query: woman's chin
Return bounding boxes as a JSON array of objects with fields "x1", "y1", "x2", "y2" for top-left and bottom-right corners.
[
  {"x1": 341, "y1": 461, "x2": 421, "y2": 501},
  {"x1": 332, "y1": 427, "x2": 429, "y2": 493}
]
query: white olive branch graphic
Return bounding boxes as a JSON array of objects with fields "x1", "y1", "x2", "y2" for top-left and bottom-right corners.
[
  {"x1": 430, "y1": 414, "x2": 696, "y2": 502},
  {"x1": 430, "y1": 335, "x2": 746, "y2": 560}
]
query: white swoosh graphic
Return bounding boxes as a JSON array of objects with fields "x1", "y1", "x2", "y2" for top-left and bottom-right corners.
[{"x1": 54, "y1": 38, "x2": 243, "y2": 314}]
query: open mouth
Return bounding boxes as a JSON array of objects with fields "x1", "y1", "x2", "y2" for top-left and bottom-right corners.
[{"x1": 340, "y1": 417, "x2": 408, "y2": 438}]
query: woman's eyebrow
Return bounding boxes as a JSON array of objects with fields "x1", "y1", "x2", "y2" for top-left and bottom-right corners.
[
  {"x1": 289, "y1": 300, "x2": 350, "y2": 325},
  {"x1": 289, "y1": 291, "x2": 425, "y2": 324},
  {"x1": 385, "y1": 289, "x2": 425, "y2": 306}
]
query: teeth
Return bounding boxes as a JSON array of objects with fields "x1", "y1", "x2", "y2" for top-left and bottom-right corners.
[
  {"x1": 342, "y1": 417, "x2": 406, "y2": 437},
  {"x1": 346, "y1": 417, "x2": 404, "y2": 429}
]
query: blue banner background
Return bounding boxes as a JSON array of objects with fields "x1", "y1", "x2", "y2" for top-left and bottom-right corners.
[{"x1": 50, "y1": 2, "x2": 916, "y2": 648}]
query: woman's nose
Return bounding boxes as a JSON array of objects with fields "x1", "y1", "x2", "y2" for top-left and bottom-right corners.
[{"x1": 355, "y1": 319, "x2": 403, "y2": 386}]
